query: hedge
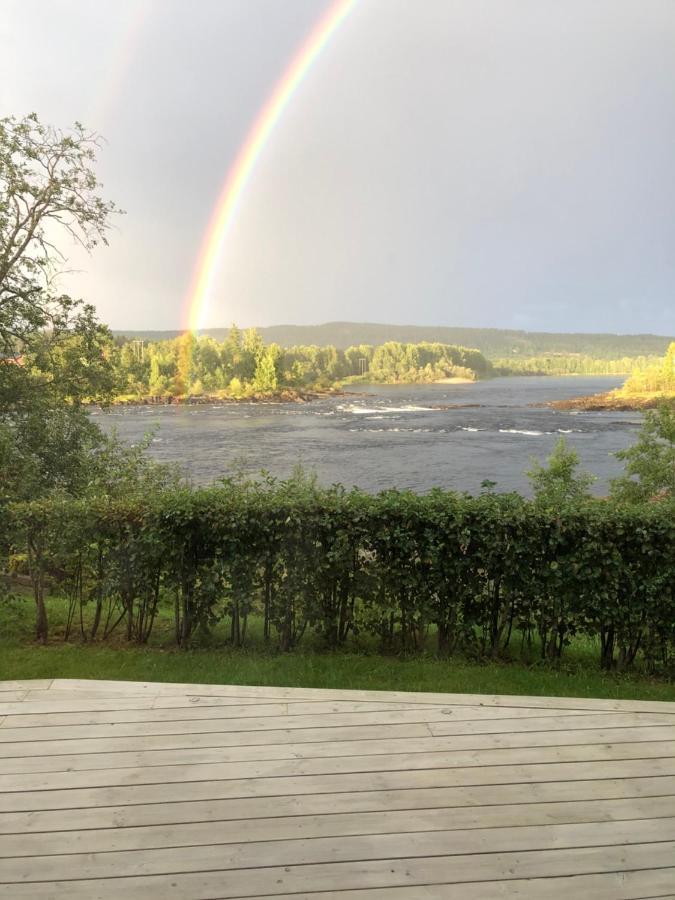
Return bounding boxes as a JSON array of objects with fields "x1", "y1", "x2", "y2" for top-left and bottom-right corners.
[{"x1": 4, "y1": 484, "x2": 674, "y2": 671}]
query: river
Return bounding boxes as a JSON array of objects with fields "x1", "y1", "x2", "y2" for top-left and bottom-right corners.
[{"x1": 95, "y1": 375, "x2": 641, "y2": 495}]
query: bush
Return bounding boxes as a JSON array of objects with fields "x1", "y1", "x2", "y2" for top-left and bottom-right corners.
[{"x1": 4, "y1": 482, "x2": 674, "y2": 671}]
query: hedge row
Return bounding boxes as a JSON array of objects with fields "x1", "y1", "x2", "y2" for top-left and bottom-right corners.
[{"x1": 5, "y1": 485, "x2": 674, "y2": 671}]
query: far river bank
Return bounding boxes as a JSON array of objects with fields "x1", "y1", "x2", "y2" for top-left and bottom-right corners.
[
  {"x1": 548, "y1": 391, "x2": 674, "y2": 412},
  {"x1": 110, "y1": 375, "x2": 479, "y2": 407}
]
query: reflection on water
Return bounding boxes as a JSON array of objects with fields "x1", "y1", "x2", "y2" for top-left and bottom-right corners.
[{"x1": 97, "y1": 376, "x2": 639, "y2": 495}]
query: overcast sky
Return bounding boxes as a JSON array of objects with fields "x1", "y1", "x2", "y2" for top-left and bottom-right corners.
[{"x1": 3, "y1": 0, "x2": 675, "y2": 334}]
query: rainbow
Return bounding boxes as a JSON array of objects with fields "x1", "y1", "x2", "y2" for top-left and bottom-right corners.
[
  {"x1": 90, "y1": 0, "x2": 155, "y2": 128},
  {"x1": 183, "y1": 0, "x2": 358, "y2": 333}
]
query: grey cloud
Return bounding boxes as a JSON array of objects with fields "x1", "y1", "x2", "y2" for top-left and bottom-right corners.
[{"x1": 3, "y1": 0, "x2": 674, "y2": 334}]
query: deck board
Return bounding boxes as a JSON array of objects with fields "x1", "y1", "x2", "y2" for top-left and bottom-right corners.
[{"x1": 1, "y1": 679, "x2": 673, "y2": 898}]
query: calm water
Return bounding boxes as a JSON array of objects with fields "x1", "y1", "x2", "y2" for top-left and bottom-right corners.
[{"x1": 95, "y1": 376, "x2": 641, "y2": 495}]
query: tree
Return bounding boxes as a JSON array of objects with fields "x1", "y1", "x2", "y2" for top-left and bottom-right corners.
[
  {"x1": 661, "y1": 342, "x2": 675, "y2": 390},
  {"x1": 222, "y1": 323, "x2": 242, "y2": 377},
  {"x1": 148, "y1": 355, "x2": 166, "y2": 396},
  {"x1": 527, "y1": 437, "x2": 595, "y2": 506},
  {"x1": 239, "y1": 328, "x2": 264, "y2": 382},
  {"x1": 610, "y1": 403, "x2": 675, "y2": 503},
  {"x1": 252, "y1": 345, "x2": 280, "y2": 393},
  {"x1": 0, "y1": 113, "x2": 119, "y2": 414},
  {"x1": 622, "y1": 342, "x2": 675, "y2": 395},
  {"x1": 0, "y1": 113, "x2": 118, "y2": 360},
  {"x1": 0, "y1": 113, "x2": 123, "y2": 643},
  {"x1": 1, "y1": 113, "x2": 120, "y2": 502}
]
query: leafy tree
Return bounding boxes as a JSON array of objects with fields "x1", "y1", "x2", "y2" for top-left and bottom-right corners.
[
  {"x1": 611, "y1": 403, "x2": 675, "y2": 503},
  {"x1": 622, "y1": 342, "x2": 675, "y2": 395},
  {"x1": 0, "y1": 112, "x2": 119, "y2": 414},
  {"x1": 0, "y1": 113, "x2": 125, "y2": 639},
  {"x1": 252, "y1": 344, "x2": 280, "y2": 393},
  {"x1": 0, "y1": 113, "x2": 118, "y2": 361},
  {"x1": 527, "y1": 437, "x2": 595, "y2": 506},
  {"x1": 148, "y1": 355, "x2": 165, "y2": 396}
]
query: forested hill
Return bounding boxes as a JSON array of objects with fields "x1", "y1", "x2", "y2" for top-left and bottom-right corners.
[{"x1": 115, "y1": 322, "x2": 674, "y2": 359}]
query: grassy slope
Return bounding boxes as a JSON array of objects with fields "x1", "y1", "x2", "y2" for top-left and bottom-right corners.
[{"x1": 2, "y1": 595, "x2": 673, "y2": 701}]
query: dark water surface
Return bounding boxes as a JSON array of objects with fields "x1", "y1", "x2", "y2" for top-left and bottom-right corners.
[{"x1": 95, "y1": 376, "x2": 640, "y2": 495}]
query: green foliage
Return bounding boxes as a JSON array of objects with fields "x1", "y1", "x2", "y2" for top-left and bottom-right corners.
[
  {"x1": 527, "y1": 437, "x2": 595, "y2": 507},
  {"x1": 0, "y1": 113, "x2": 118, "y2": 356},
  {"x1": 0, "y1": 112, "x2": 120, "y2": 509},
  {"x1": 5, "y1": 483, "x2": 673, "y2": 671},
  {"x1": 493, "y1": 354, "x2": 662, "y2": 376},
  {"x1": 252, "y1": 344, "x2": 280, "y2": 393},
  {"x1": 611, "y1": 404, "x2": 675, "y2": 503},
  {"x1": 115, "y1": 324, "x2": 674, "y2": 360},
  {"x1": 621, "y1": 342, "x2": 675, "y2": 394},
  {"x1": 109, "y1": 331, "x2": 493, "y2": 399}
]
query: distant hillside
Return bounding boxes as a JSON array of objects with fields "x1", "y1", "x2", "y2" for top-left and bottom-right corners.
[{"x1": 113, "y1": 322, "x2": 675, "y2": 360}]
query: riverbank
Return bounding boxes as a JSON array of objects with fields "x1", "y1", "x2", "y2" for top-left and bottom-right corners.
[
  {"x1": 111, "y1": 376, "x2": 480, "y2": 407},
  {"x1": 112, "y1": 387, "x2": 353, "y2": 406},
  {"x1": 433, "y1": 376, "x2": 475, "y2": 384},
  {"x1": 548, "y1": 390, "x2": 674, "y2": 411}
]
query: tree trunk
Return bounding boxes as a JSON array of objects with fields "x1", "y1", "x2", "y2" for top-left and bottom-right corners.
[{"x1": 28, "y1": 537, "x2": 48, "y2": 644}]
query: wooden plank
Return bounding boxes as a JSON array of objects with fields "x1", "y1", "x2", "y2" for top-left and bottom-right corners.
[
  {"x1": 2, "y1": 680, "x2": 673, "y2": 899},
  {"x1": 4, "y1": 759, "x2": 675, "y2": 813},
  {"x1": 2, "y1": 740, "x2": 674, "y2": 794},
  {"x1": 3, "y1": 726, "x2": 674, "y2": 775},
  {"x1": 19, "y1": 692, "x2": 446, "y2": 716},
  {"x1": 43, "y1": 678, "x2": 675, "y2": 713},
  {"x1": 1, "y1": 842, "x2": 674, "y2": 898},
  {"x1": 2, "y1": 796, "x2": 674, "y2": 857},
  {"x1": 0, "y1": 681, "x2": 52, "y2": 692},
  {"x1": 0, "y1": 721, "x2": 432, "y2": 748},
  {"x1": 241, "y1": 870, "x2": 675, "y2": 900},
  {"x1": 2, "y1": 820, "x2": 675, "y2": 883},
  {"x1": 0, "y1": 704, "x2": 613, "y2": 732},
  {"x1": 154, "y1": 699, "x2": 446, "y2": 714},
  {"x1": 0, "y1": 698, "x2": 292, "y2": 717},
  {"x1": 427, "y1": 711, "x2": 675, "y2": 737},
  {"x1": 1, "y1": 715, "x2": 672, "y2": 758},
  {"x1": 23, "y1": 688, "x2": 266, "y2": 704},
  {"x1": 0, "y1": 708, "x2": 617, "y2": 744},
  {"x1": 3, "y1": 775, "x2": 672, "y2": 833}
]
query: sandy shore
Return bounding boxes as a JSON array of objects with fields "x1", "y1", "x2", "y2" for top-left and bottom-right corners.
[{"x1": 433, "y1": 376, "x2": 476, "y2": 385}]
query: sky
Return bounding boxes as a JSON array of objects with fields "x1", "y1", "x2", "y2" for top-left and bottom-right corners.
[{"x1": 2, "y1": 0, "x2": 675, "y2": 335}]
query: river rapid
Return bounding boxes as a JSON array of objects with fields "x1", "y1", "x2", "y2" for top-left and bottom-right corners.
[{"x1": 95, "y1": 375, "x2": 640, "y2": 496}]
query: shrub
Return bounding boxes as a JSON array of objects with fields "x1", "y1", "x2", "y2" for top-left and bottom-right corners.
[{"x1": 4, "y1": 483, "x2": 674, "y2": 670}]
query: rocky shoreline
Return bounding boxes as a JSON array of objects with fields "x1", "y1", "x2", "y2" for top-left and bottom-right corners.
[
  {"x1": 547, "y1": 391, "x2": 673, "y2": 411},
  {"x1": 111, "y1": 388, "x2": 355, "y2": 407}
]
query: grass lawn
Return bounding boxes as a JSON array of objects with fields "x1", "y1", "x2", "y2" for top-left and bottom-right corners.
[{"x1": 2, "y1": 593, "x2": 674, "y2": 702}]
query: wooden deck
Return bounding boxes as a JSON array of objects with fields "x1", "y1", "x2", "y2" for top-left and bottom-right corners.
[{"x1": 0, "y1": 679, "x2": 674, "y2": 899}]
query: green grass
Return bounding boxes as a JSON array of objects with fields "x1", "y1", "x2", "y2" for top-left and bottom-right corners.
[{"x1": 2, "y1": 593, "x2": 674, "y2": 702}]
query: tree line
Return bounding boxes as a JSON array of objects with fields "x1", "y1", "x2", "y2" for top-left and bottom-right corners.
[
  {"x1": 493, "y1": 354, "x2": 664, "y2": 376},
  {"x1": 116, "y1": 324, "x2": 675, "y2": 360},
  {"x1": 113, "y1": 332, "x2": 493, "y2": 400}
]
